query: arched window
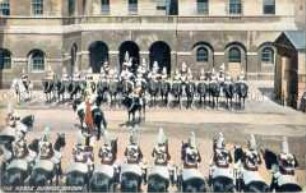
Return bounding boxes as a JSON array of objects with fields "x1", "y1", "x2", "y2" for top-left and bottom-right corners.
[
  {"x1": 29, "y1": 50, "x2": 45, "y2": 72},
  {"x1": 197, "y1": 0, "x2": 209, "y2": 15},
  {"x1": 0, "y1": 49, "x2": 11, "y2": 70},
  {"x1": 196, "y1": 47, "x2": 209, "y2": 62},
  {"x1": 263, "y1": 0, "x2": 275, "y2": 14},
  {"x1": 68, "y1": 0, "x2": 75, "y2": 16},
  {"x1": 261, "y1": 47, "x2": 274, "y2": 63},
  {"x1": 128, "y1": 0, "x2": 138, "y2": 14},
  {"x1": 229, "y1": 47, "x2": 241, "y2": 62},
  {"x1": 0, "y1": 0, "x2": 10, "y2": 16},
  {"x1": 101, "y1": 0, "x2": 110, "y2": 14},
  {"x1": 229, "y1": 0, "x2": 241, "y2": 14},
  {"x1": 32, "y1": 0, "x2": 43, "y2": 15}
]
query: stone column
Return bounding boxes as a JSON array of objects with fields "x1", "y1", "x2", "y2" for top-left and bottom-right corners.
[
  {"x1": 140, "y1": 50, "x2": 150, "y2": 71},
  {"x1": 246, "y1": 52, "x2": 258, "y2": 80},
  {"x1": 80, "y1": 50, "x2": 90, "y2": 72},
  {"x1": 109, "y1": 50, "x2": 119, "y2": 73}
]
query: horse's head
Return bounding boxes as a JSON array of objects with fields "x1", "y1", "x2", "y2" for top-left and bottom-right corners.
[
  {"x1": 261, "y1": 148, "x2": 278, "y2": 170},
  {"x1": 54, "y1": 133, "x2": 66, "y2": 151},
  {"x1": 28, "y1": 139, "x2": 40, "y2": 154},
  {"x1": 233, "y1": 145, "x2": 244, "y2": 163}
]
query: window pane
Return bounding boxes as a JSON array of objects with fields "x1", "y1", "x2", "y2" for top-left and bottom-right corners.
[
  {"x1": 197, "y1": 0, "x2": 208, "y2": 15},
  {"x1": 0, "y1": 49, "x2": 11, "y2": 70},
  {"x1": 229, "y1": 0, "x2": 242, "y2": 14},
  {"x1": 263, "y1": 0, "x2": 275, "y2": 14},
  {"x1": 197, "y1": 47, "x2": 208, "y2": 62},
  {"x1": 229, "y1": 47, "x2": 241, "y2": 62},
  {"x1": 156, "y1": 0, "x2": 167, "y2": 10},
  {"x1": 68, "y1": 0, "x2": 75, "y2": 16},
  {"x1": 32, "y1": 0, "x2": 43, "y2": 15},
  {"x1": 262, "y1": 48, "x2": 274, "y2": 63},
  {"x1": 31, "y1": 51, "x2": 45, "y2": 71},
  {"x1": 128, "y1": 0, "x2": 138, "y2": 14},
  {"x1": 101, "y1": 0, "x2": 110, "y2": 14},
  {"x1": 0, "y1": 1, "x2": 10, "y2": 16}
]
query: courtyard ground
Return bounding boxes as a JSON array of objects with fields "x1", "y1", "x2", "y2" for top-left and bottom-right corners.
[{"x1": 0, "y1": 80, "x2": 305, "y2": 190}]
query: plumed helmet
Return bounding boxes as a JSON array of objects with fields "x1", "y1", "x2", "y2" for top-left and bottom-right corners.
[
  {"x1": 153, "y1": 61, "x2": 159, "y2": 71},
  {"x1": 212, "y1": 68, "x2": 215, "y2": 74},
  {"x1": 162, "y1": 67, "x2": 167, "y2": 74},
  {"x1": 157, "y1": 128, "x2": 167, "y2": 145},
  {"x1": 220, "y1": 63, "x2": 225, "y2": 71},
  {"x1": 142, "y1": 58, "x2": 147, "y2": 67},
  {"x1": 248, "y1": 134, "x2": 257, "y2": 150},
  {"x1": 124, "y1": 51, "x2": 130, "y2": 62},
  {"x1": 188, "y1": 131, "x2": 197, "y2": 148},
  {"x1": 42, "y1": 126, "x2": 51, "y2": 142},
  {"x1": 281, "y1": 136, "x2": 290, "y2": 154},
  {"x1": 216, "y1": 132, "x2": 225, "y2": 149},
  {"x1": 129, "y1": 130, "x2": 138, "y2": 144},
  {"x1": 182, "y1": 62, "x2": 187, "y2": 70}
]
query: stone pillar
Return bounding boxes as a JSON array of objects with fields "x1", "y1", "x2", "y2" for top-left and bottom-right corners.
[
  {"x1": 109, "y1": 51, "x2": 119, "y2": 73},
  {"x1": 80, "y1": 50, "x2": 90, "y2": 72},
  {"x1": 214, "y1": 52, "x2": 225, "y2": 71},
  {"x1": 139, "y1": 50, "x2": 150, "y2": 71},
  {"x1": 246, "y1": 52, "x2": 258, "y2": 80}
]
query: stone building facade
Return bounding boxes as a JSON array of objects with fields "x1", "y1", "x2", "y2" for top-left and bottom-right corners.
[{"x1": 0, "y1": 0, "x2": 305, "y2": 87}]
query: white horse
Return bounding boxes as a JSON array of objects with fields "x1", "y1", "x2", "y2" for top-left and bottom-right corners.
[{"x1": 10, "y1": 78, "x2": 33, "y2": 103}]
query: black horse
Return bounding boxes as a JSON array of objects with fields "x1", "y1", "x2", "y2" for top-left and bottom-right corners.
[
  {"x1": 28, "y1": 133, "x2": 66, "y2": 187},
  {"x1": 170, "y1": 82, "x2": 182, "y2": 108},
  {"x1": 73, "y1": 100, "x2": 107, "y2": 140},
  {"x1": 208, "y1": 82, "x2": 220, "y2": 109},
  {"x1": 184, "y1": 82, "x2": 196, "y2": 109},
  {"x1": 42, "y1": 79, "x2": 54, "y2": 102},
  {"x1": 223, "y1": 82, "x2": 236, "y2": 110},
  {"x1": 108, "y1": 80, "x2": 121, "y2": 107},
  {"x1": 122, "y1": 96, "x2": 145, "y2": 124},
  {"x1": 66, "y1": 163, "x2": 91, "y2": 192},
  {"x1": 235, "y1": 82, "x2": 248, "y2": 109},
  {"x1": 55, "y1": 79, "x2": 66, "y2": 102},
  {"x1": 67, "y1": 80, "x2": 80, "y2": 100},
  {"x1": 148, "y1": 80, "x2": 160, "y2": 107},
  {"x1": 233, "y1": 146, "x2": 269, "y2": 192},
  {"x1": 97, "y1": 80, "x2": 109, "y2": 104},
  {"x1": 197, "y1": 82, "x2": 207, "y2": 108},
  {"x1": 160, "y1": 81, "x2": 171, "y2": 106},
  {"x1": 262, "y1": 149, "x2": 302, "y2": 192}
]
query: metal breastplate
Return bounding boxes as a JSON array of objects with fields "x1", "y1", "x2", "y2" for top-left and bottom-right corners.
[
  {"x1": 215, "y1": 149, "x2": 229, "y2": 167},
  {"x1": 101, "y1": 147, "x2": 114, "y2": 163},
  {"x1": 185, "y1": 148, "x2": 199, "y2": 166},
  {"x1": 126, "y1": 145, "x2": 140, "y2": 163},
  {"x1": 154, "y1": 147, "x2": 167, "y2": 165}
]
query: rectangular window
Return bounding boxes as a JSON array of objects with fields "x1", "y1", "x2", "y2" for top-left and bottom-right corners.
[
  {"x1": 128, "y1": 0, "x2": 138, "y2": 15},
  {"x1": 197, "y1": 0, "x2": 209, "y2": 15},
  {"x1": 0, "y1": 1, "x2": 10, "y2": 16},
  {"x1": 156, "y1": 0, "x2": 167, "y2": 10},
  {"x1": 229, "y1": 0, "x2": 242, "y2": 15},
  {"x1": 263, "y1": 0, "x2": 275, "y2": 14},
  {"x1": 32, "y1": 0, "x2": 43, "y2": 15},
  {"x1": 101, "y1": 0, "x2": 110, "y2": 14}
]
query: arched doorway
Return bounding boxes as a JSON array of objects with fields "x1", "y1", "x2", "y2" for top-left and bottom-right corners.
[
  {"x1": 149, "y1": 41, "x2": 171, "y2": 74},
  {"x1": 70, "y1": 43, "x2": 78, "y2": 75},
  {"x1": 89, "y1": 41, "x2": 109, "y2": 73},
  {"x1": 119, "y1": 41, "x2": 140, "y2": 73}
]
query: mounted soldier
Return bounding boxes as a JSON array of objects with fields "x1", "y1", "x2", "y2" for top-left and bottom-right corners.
[
  {"x1": 152, "y1": 128, "x2": 171, "y2": 166},
  {"x1": 199, "y1": 68, "x2": 207, "y2": 81},
  {"x1": 124, "y1": 131, "x2": 143, "y2": 164},
  {"x1": 244, "y1": 134, "x2": 261, "y2": 171},
  {"x1": 21, "y1": 68, "x2": 31, "y2": 93},
  {"x1": 38, "y1": 127, "x2": 54, "y2": 160},
  {"x1": 12, "y1": 136, "x2": 28, "y2": 159},
  {"x1": 186, "y1": 68, "x2": 193, "y2": 83},
  {"x1": 161, "y1": 67, "x2": 168, "y2": 81},
  {"x1": 120, "y1": 61, "x2": 134, "y2": 83},
  {"x1": 148, "y1": 61, "x2": 162, "y2": 82},
  {"x1": 278, "y1": 137, "x2": 298, "y2": 175},
  {"x1": 181, "y1": 132, "x2": 201, "y2": 169},
  {"x1": 237, "y1": 70, "x2": 246, "y2": 82},
  {"x1": 210, "y1": 68, "x2": 218, "y2": 83},
  {"x1": 102, "y1": 61, "x2": 110, "y2": 76},
  {"x1": 212, "y1": 132, "x2": 232, "y2": 168},
  {"x1": 98, "y1": 131, "x2": 116, "y2": 165},
  {"x1": 180, "y1": 62, "x2": 188, "y2": 83},
  {"x1": 137, "y1": 58, "x2": 147, "y2": 77},
  {"x1": 218, "y1": 63, "x2": 226, "y2": 83}
]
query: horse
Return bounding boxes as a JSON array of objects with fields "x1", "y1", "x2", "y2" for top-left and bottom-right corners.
[
  {"x1": 169, "y1": 81, "x2": 182, "y2": 108},
  {"x1": 223, "y1": 82, "x2": 236, "y2": 110},
  {"x1": 28, "y1": 133, "x2": 66, "y2": 187},
  {"x1": 11, "y1": 78, "x2": 32, "y2": 103},
  {"x1": 122, "y1": 95, "x2": 145, "y2": 124},
  {"x1": 73, "y1": 100, "x2": 107, "y2": 140},
  {"x1": 67, "y1": 80, "x2": 80, "y2": 100},
  {"x1": 108, "y1": 80, "x2": 121, "y2": 108},
  {"x1": 42, "y1": 79, "x2": 55, "y2": 102},
  {"x1": 197, "y1": 82, "x2": 207, "y2": 108},
  {"x1": 97, "y1": 80, "x2": 109, "y2": 104},
  {"x1": 147, "y1": 80, "x2": 160, "y2": 107},
  {"x1": 160, "y1": 81, "x2": 171, "y2": 107},
  {"x1": 177, "y1": 168, "x2": 206, "y2": 192},
  {"x1": 233, "y1": 146, "x2": 269, "y2": 192},
  {"x1": 120, "y1": 163, "x2": 144, "y2": 192},
  {"x1": 1, "y1": 159, "x2": 31, "y2": 190},
  {"x1": 235, "y1": 82, "x2": 248, "y2": 109},
  {"x1": 184, "y1": 82, "x2": 196, "y2": 109},
  {"x1": 147, "y1": 165, "x2": 176, "y2": 192},
  {"x1": 65, "y1": 162, "x2": 91, "y2": 192},
  {"x1": 54, "y1": 79, "x2": 66, "y2": 103},
  {"x1": 262, "y1": 149, "x2": 302, "y2": 192},
  {"x1": 208, "y1": 81, "x2": 220, "y2": 109},
  {"x1": 208, "y1": 166, "x2": 235, "y2": 192}
]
